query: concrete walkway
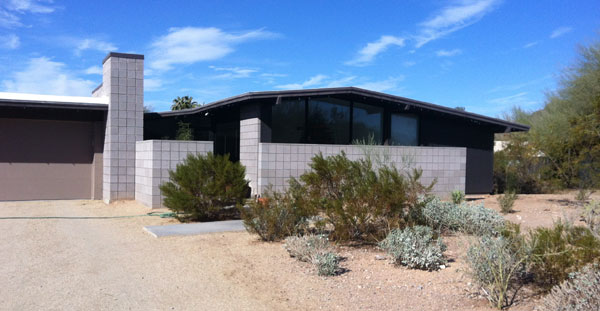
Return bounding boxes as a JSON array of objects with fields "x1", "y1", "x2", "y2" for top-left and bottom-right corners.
[{"x1": 144, "y1": 219, "x2": 245, "y2": 237}]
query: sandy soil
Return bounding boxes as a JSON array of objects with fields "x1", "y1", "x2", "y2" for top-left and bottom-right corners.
[{"x1": 0, "y1": 192, "x2": 597, "y2": 310}]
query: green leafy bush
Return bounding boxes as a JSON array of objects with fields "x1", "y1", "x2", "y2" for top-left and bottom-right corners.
[
  {"x1": 284, "y1": 234, "x2": 340, "y2": 276},
  {"x1": 378, "y1": 226, "x2": 447, "y2": 271},
  {"x1": 160, "y1": 152, "x2": 248, "y2": 221},
  {"x1": 528, "y1": 220, "x2": 600, "y2": 290},
  {"x1": 422, "y1": 197, "x2": 505, "y2": 236},
  {"x1": 176, "y1": 121, "x2": 194, "y2": 140},
  {"x1": 451, "y1": 190, "x2": 465, "y2": 204},
  {"x1": 541, "y1": 264, "x2": 600, "y2": 311},
  {"x1": 467, "y1": 235, "x2": 529, "y2": 309},
  {"x1": 497, "y1": 190, "x2": 518, "y2": 214},
  {"x1": 240, "y1": 185, "x2": 309, "y2": 241},
  {"x1": 296, "y1": 151, "x2": 434, "y2": 242}
]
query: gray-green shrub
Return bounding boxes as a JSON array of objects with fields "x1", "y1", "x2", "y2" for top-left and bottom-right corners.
[
  {"x1": 467, "y1": 235, "x2": 529, "y2": 309},
  {"x1": 451, "y1": 190, "x2": 465, "y2": 204},
  {"x1": 284, "y1": 234, "x2": 340, "y2": 276},
  {"x1": 497, "y1": 190, "x2": 518, "y2": 214},
  {"x1": 541, "y1": 264, "x2": 600, "y2": 311},
  {"x1": 422, "y1": 197, "x2": 505, "y2": 236},
  {"x1": 378, "y1": 225, "x2": 447, "y2": 271}
]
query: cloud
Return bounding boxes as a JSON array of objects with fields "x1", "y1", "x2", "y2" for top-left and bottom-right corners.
[
  {"x1": 523, "y1": 41, "x2": 539, "y2": 48},
  {"x1": 0, "y1": 0, "x2": 55, "y2": 28},
  {"x1": 276, "y1": 74, "x2": 328, "y2": 90},
  {"x1": 209, "y1": 65, "x2": 257, "y2": 79},
  {"x1": 346, "y1": 35, "x2": 405, "y2": 66},
  {"x1": 415, "y1": 0, "x2": 500, "y2": 48},
  {"x1": 74, "y1": 38, "x2": 117, "y2": 56},
  {"x1": 84, "y1": 65, "x2": 102, "y2": 75},
  {"x1": 149, "y1": 27, "x2": 277, "y2": 71},
  {"x1": 487, "y1": 92, "x2": 538, "y2": 110},
  {"x1": 550, "y1": 26, "x2": 572, "y2": 39},
  {"x1": 356, "y1": 76, "x2": 404, "y2": 92},
  {"x1": 144, "y1": 78, "x2": 163, "y2": 92},
  {"x1": 1, "y1": 57, "x2": 96, "y2": 96},
  {"x1": 436, "y1": 48, "x2": 462, "y2": 57},
  {"x1": 0, "y1": 34, "x2": 19, "y2": 49},
  {"x1": 403, "y1": 61, "x2": 416, "y2": 67}
]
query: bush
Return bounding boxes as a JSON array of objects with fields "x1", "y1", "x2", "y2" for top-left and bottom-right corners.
[
  {"x1": 284, "y1": 234, "x2": 340, "y2": 276},
  {"x1": 160, "y1": 152, "x2": 248, "y2": 221},
  {"x1": 528, "y1": 220, "x2": 600, "y2": 290},
  {"x1": 297, "y1": 151, "x2": 434, "y2": 242},
  {"x1": 451, "y1": 190, "x2": 465, "y2": 204},
  {"x1": 541, "y1": 264, "x2": 600, "y2": 311},
  {"x1": 378, "y1": 226, "x2": 447, "y2": 271},
  {"x1": 497, "y1": 190, "x2": 518, "y2": 214},
  {"x1": 583, "y1": 201, "x2": 600, "y2": 235},
  {"x1": 576, "y1": 188, "x2": 593, "y2": 204},
  {"x1": 467, "y1": 235, "x2": 529, "y2": 309},
  {"x1": 422, "y1": 197, "x2": 506, "y2": 236},
  {"x1": 176, "y1": 121, "x2": 194, "y2": 140},
  {"x1": 240, "y1": 185, "x2": 309, "y2": 241}
]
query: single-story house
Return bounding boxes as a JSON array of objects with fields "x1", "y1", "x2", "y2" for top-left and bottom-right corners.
[{"x1": 0, "y1": 52, "x2": 528, "y2": 208}]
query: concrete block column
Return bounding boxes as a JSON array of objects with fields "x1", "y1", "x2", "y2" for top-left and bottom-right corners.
[
  {"x1": 239, "y1": 104, "x2": 261, "y2": 196},
  {"x1": 101, "y1": 52, "x2": 144, "y2": 202}
]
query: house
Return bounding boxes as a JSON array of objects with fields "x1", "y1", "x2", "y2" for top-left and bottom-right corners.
[{"x1": 0, "y1": 52, "x2": 528, "y2": 208}]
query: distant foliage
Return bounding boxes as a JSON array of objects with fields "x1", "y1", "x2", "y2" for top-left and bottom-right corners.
[
  {"x1": 241, "y1": 185, "x2": 310, "y2": 241},
  {"x1": 497, "y1": 190, "x2": 518, "y2": 214},
  {"x1": 582, "y1": 201, "x2": 600, "y2": 236},
  {"x1": 467, "y1": 235, "x2": 529, "y2": 309},
  {"x1": 541, "y1": 264, "x2": 600, "y2": 311},
  {"x1": 451, "y1": 190, "x2": 465, "y2": 204},
  {"x1": 422, "y1": 197, "x2": 505, "y2": 236},
  {"x1": 284, "y1": 234, "x2": 340, "y2": 276},
  {"x1": 175, "y1": 121, "x2": 194, "y2": 140},
  {"x1": 160, "y1": 152, "x2": 248, "y2": 221},
  {"x1": 378, "y1": 226, "x2": 447, "y2": 271},
  {"x1": 575, "y1": 188, "x2": 593, "y2": 204},
  {"x1": 171, "y1": 95, "x2": 199, "y2": 110}
]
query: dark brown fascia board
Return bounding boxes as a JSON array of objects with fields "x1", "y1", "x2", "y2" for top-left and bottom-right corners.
[
  {"x1": 155, "y1": 87, "x2": 530, "y2": 131},
  {"x1": 102, "y1": 52, "x2": 144, "y2": 64},
  {"x1": 0, "y1": 100, "x2": 108, "y2": 111}
]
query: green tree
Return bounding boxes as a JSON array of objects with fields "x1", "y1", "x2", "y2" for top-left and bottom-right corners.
[{"x1": 171, "y1": 96, "x2": 199, "y2": 110}]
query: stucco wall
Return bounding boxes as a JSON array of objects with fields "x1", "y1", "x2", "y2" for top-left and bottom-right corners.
[
  {"x1": 135, "y1": 140, "x2": 213, "y2": 209},
  {"x1": 257, "y1": 143, "x2": 466, "y2": 197}
]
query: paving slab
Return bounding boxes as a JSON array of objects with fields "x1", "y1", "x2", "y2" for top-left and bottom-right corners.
[{"x1": 144, "y1": 220, "x2": 245, "y2": 238}]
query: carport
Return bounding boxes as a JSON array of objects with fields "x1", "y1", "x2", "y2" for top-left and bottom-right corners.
[{"x1": 0, "y1": 93, "x2": 107, "y2": 201}]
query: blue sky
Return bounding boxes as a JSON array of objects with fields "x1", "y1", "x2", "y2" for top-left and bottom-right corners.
[{"x1": 0, "y1": 0, "x2": 599, "y2": 116}]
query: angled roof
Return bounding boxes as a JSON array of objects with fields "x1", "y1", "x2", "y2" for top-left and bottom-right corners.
[
  {"x1": 0, "y1": 92, "x2": 108, "y2": 111},
  {"x1": 155, "y1": 87, "x2": 529, "y2": 132}
]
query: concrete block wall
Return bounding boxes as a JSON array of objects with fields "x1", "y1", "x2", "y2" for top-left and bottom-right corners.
[
  {"x1": 135, "y1": 140, "x2": 213, "y2": 209},
  {"x1": 257, "y1": 143, "x2": 466, "y2": 197},
  {"x1": 101, "y1": 53, "x2": 144, "y2": 202},
  {"x1": 239, "y1": 104, "x2": 260, "y2": 196}
]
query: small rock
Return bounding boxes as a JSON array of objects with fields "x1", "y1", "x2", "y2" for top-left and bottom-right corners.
[
  {"x1": 417, "y1": 285, "x2": 423, "y2": 290},
  {"x1": 375, "y1": 255, "x2": 386, "y2": 260},
  {"x1": 440, "y1": 265, "x2": 446, "y2": 269}
]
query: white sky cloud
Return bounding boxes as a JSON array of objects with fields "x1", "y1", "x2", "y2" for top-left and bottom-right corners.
[
  {"x1": 149, "y1": 27, "x2": 278, "y2": 71},
  {"x1": 1, "y1": 57, "x2": 96, "y2": 96},
  {"x1": 0, "y1": 34, "x2": 20, "y2": 49},
  {"x1": 523, "y1": 41, "x2": 539, "y2": 48},
  {"x1": 74, "y1": 38, "x2": 117, "y2": 56},
  {"x1": 209, "y1": 65, "x2": 258, "y2": 79},
  {"x1": 84, "y1": 65, "x2": 102, "y2": 75},
  {"x1": 144, "y1": 78, "x2": 163, "y2": 92},
  {"x1": 276, "y1": 74, "x2": 403, "y2": 93},
  {"x1": 550, "y1": 26, "x2": 572, "y2": 39},
  {"x1": 436, "y1": 48, "x2": 462, "y2": 57},
  {"x1": 0, "y1": 0, "x2": 55, "y2": 28},
  {"x1": 346, "y1": 35, "x2": 405, "y2": 66},
  {"x1": 356, "y1": 76, "x2": 404, "y2": 92},
  {"x1": 276, "y1": 74, "x2": 328, "y2": 90},
  {"x1": 415, "y1": 0, "x2": 500, "y2": 48}
]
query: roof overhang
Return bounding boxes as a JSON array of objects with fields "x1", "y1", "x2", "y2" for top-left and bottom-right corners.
[
  {"x1": 154, "y1": 87, "x2": 529, "y2": 132},
  {"x1": 0, "y1": 92, "x2": 108, "y2": 111}
]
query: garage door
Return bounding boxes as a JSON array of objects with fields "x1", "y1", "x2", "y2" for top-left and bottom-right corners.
[{"x1": 0, "y1": 118, "x2": 95, "y2": 200}]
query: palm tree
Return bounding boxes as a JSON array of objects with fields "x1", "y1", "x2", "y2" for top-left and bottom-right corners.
[{"x1": 171, "y1": 96, "x2": 199, "y2": 110}]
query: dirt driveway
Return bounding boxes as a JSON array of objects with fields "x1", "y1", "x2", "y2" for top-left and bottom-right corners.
[{"x1": 0, "y1": 200, "x2": 287, "y2": 311}]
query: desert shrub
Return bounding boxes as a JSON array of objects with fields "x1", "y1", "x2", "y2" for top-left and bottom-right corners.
[
  {"x1": 528, "y1": 220, "x2": 600, "y2": 290},
  {"x1": 541, "y1": 264, "x2": 600, "y2": 311},
  {"x1": 467, "y1": 235, "x2": 530, "y2": 309},
  {"x1": 378, "y1": 226, "x2": 447, "y2": 271},
  {"x1": 160, "y1": 152, "x2": 248, "y2": 221},
  {"x1": 576, "y1": 188, "x2": 593, "y2": 204},
  {"x1": 284, "y1": 234, "x2": 340, "y2": 276},
  {"x1": 422, "y1": 197, "x2": 505, "y2": 236},
  {"x1": 497, "y1": 190, "x2": 518, "y2": 214},
  {"x1": 583, "y1": 201, "x2": 600, "y2": 235},
  {"x1": 451, "y1": 190, "x2": 465, "y2": 204},
  {"x1": 297, "y1": 151, "x2": 434, "y2": 242},
  {"x1": 176, "y1": 121, "x2": 194, "y2": 140},
  {"x1": 240, "y1": 185, "x2": 310, "y2": 241}
]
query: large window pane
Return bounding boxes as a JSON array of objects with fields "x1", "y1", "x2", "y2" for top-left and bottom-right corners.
[
  {"x1": 271, "y1": 98, "x2": 305, "y2": 143},
  {"x1": 352, "y1": 102, "x2": 383, "y2": 144},
  {"x1": 390, "y1": 114, "x2": 418, "y2": 146},
  {"x1": 307, "y1": 98, "x2": 350, "y2": 144}
]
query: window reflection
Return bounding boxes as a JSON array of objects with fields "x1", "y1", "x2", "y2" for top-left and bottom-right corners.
[{"x1": 390, "y1": 114, "x2": 418, "y2": 146}]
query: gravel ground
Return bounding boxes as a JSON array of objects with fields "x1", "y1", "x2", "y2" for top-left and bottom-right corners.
[{"x1": 0, "y1": 192, "x2": 597, "y2": 310}]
